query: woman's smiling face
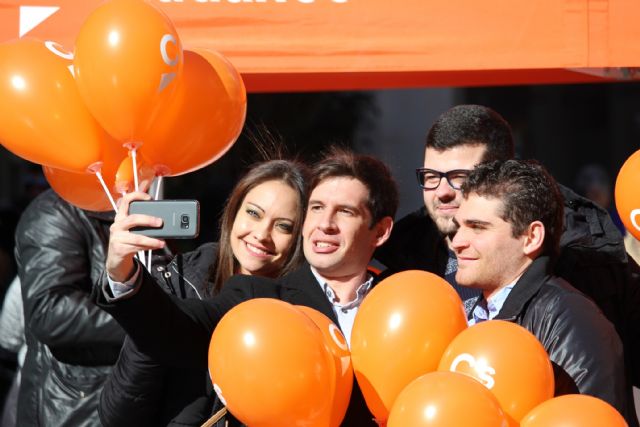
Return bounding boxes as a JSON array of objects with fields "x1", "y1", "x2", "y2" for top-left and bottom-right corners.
[{"x1": 230, "y1": 179, "x2": 300, "y2": 277}]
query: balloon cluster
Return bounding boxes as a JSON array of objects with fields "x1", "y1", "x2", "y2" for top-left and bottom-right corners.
[
  {"x1": 0, "y1": 0, "x2": 246, "y2": 211},
  {"x1": 348, "y1": 271, "x2": 552, "y2": 426},
  {"x1": 208, "y1": 271, "x2": 629, "y2": 426},
  {"x1": 350, "y1": 270, "x2": 468, "y2": 422}
]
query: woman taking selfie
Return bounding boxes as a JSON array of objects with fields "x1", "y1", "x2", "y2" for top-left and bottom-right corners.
[{"x1": 99, "y1": 159, "x2": 309, "y2": 427}]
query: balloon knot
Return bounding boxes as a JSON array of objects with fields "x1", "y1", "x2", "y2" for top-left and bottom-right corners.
[
  {"x1": 123, "y1": 141, "x2": 142, "y2": 151},
  {"x1": 153, "y1": 164, "x2": 171, "y2": 177},
  {"x1": 86, "y1": 162, "x2": 103, "y2": 174}
]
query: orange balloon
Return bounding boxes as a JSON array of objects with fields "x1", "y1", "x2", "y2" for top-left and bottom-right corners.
[
  {"x1": 296, "y1": 306, "x2": 353, "y2": 427},
  {"x1": 615, "y1": 149, "x2": 640, "y2": 240},
  {"x1": 521, "y1": 394, "x2": 627, "y2": 427},
  {"x1": 142, "y1": 48, "x2": 247, "y2": 176},
  {"x1": 387, "y1": 372, "x2": 509, "y2": 427},
  {"x1": 114, "y1": 154, "x2": 156, "y2": 194},
  {"x1": 44, "y1": 139, "x2": 128, "y2": 211},
  {"x1": 438, "y1": 320, "x2": 554, "y2": 426},
  {"x1": 74, "y1": 0, "x2": 183, "y2": 143},
  {"x1": 350, "y1": 270, "x2": 468, "y2": 422},
  {"x1": 0, "y1": 39, "x2": 105, "y2": 172},
  {"x1": 208, "y1": 299, "x2": 335, "y2": 427}
]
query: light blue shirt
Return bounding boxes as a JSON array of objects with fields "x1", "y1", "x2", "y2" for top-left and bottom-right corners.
[
  {"x1": 310, "y1": 266, "x2": 373, "y2": 347},
  {"x1": 468, "y1": 277, "x2": 520, "y2": 326}
]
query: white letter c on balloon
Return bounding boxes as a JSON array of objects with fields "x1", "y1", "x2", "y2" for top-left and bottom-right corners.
[{"x1": 631, "y1": 209, "x2": 640, "y2": 232}]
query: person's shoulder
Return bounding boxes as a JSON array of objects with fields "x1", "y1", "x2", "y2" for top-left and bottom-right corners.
[
  {"x1": 557, "y1": 184, "x2": 630, "y2": 276},
  {"x1": 558, "y1": 183, "x2": 623, "y2": 245},
  {"x1": 537, "y1": 276, "x2": 608, "y2": 321},
  {"x1": 393, "y1": 206, "x2": 430, "y2": 230},
  {"x1": 539, "y1": 275, "x2": 588, "y2": 298},
  {"x1": 16, "y1": 190, "x2": 80, "y2": 235},
  {"x1": 279, "y1": 263, "x2": 316, "y2": 286},
  {"x1": 384, "y1": 206, "x2": 444, "y2": 246},
  {"x1": 376, "y1": 206, "x2": 444, "y2": 272},
  {"x1": 21, "y1": 189, "x2": 113, "y2": 227},
  {"x1": 225, "y1": 273, "x2": 275, "y2": 285},
  {"x1": 156, "y1": 242, "x2": 217, "y2": 295},
  {"x1": 220, "y1": 265, "x2": 313, "y2": 300},
  {"x1": 223, "y1": 273, "x2": 282, "y2": 296},
  {"x1": 22, "y1": 189, "x2": 67, "y2": 215},
  {"x1": 179, "y1": 242, "x2": 219, "y2": 267}
]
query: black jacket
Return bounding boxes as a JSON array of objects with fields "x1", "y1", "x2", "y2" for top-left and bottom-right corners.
[
  {"x1": 95, "y1": 262, "x2": 376, "y2": 426},
  {"x1": 99, "y1": 243, "x2": 219, "y2": 427},
  {"x1": 485, "y1": 256, "x2": 638, "y2": 427},
  {"x1": 376, "y1": 185, "x2": 640, "y2": 388},
  {"x1": 14, "y1": 190, "x2": 125, "y2": 427}
]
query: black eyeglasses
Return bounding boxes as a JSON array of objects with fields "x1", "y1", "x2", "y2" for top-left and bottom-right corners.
[{"x1": 416, "y1": 168, "x2": 471, "y2": 190}]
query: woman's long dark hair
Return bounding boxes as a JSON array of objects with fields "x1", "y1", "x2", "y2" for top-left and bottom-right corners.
[{"x1": 210, "y1": 159, "x2": 309, "y2": 295}]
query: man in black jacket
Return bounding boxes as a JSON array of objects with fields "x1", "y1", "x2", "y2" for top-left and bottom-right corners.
[
  {"x1": 14, "y1": 189, "x2": 125, "y2": 427},
  {"x1": 97, "y1": 149, "x2": 398, "y2": 426},
  {"x1": 450, "y1": 159, "x2": 637, "y2": 426},
  {"x1": 375, "y1": 104, "x2": 640, "y2": 392}
]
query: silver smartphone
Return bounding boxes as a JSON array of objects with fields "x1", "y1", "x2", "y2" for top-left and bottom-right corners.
[{"x1": 129, "y1": 200, "x2": 200, "y2": 239}]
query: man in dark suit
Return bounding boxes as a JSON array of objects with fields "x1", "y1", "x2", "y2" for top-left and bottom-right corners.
[{"x1": 97, "y1": 148, "x2": 398, "y2": 426}]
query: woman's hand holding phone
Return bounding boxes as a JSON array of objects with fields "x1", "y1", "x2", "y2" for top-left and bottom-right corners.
[{"x1": 106, "y1": 191, "x2": 166, "y2": 282}]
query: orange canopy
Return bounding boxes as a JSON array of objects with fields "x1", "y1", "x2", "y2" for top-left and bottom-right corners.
[{"x1": 1, "y1": 0, "x2": 640, "y2": 92}]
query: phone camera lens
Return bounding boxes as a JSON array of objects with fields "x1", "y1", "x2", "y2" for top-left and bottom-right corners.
[{"x1": 180, "y1": 214, "x2": 189, "y2": 229}]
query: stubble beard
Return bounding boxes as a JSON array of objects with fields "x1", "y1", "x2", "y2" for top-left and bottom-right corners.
[{"x1": 427, "y1": 204, "x2": 459, "y2": 238}]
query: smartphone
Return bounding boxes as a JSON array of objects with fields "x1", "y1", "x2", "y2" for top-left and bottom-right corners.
[{"x1": 129, "y1": 200, "x2": 200, "y2": 239}]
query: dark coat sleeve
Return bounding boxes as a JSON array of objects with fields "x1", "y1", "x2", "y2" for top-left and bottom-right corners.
[
  {"x1": 99, "y1": 336, "x2": 164, "y2": 427},
  {"x1": 96, "y1": 267, "x2": 224, "y2": 426},
  {"x1": 99, "y1": 245, "x2": 218, "y2": 427},
  {"x1": 539, "y1": 291, "x2": 630, "y2": 419},
  {"x1": 15, "y1": 191, "x2": 124, "y2": 361},
  {"x1": 95, "y1": 271, "x2": 276, "y2": 368},
  {"x1": 374, "y1": 206, "x2": 448, "y2": 275}
]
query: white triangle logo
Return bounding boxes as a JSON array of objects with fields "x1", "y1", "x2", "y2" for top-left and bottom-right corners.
[{"x1": 19, "y1": 6, "x2": 60, "y2": 38}]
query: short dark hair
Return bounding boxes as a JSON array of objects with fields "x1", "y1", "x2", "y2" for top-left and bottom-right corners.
[
  {"x1": 310, "y1": 147, "x2": 398, "y2": 227},
  {"x1": 426, "y1": 104, "x2": 515, "y2": 162},
  {"x1": 461, "y1": 159, "x2": 564, "y2": 260},
  {"x1": 214, "y1": 159, "x2": 309, "y2": 294}
]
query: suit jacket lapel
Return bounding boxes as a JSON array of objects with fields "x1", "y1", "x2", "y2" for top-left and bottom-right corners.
[{"x1": 280, "y1": 263, "x2": 340, "y2": 325}]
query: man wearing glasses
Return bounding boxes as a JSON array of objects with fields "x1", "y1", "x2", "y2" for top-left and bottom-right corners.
[{"x1": 376, "y1": 104, "x2": 513, "y2": 312}]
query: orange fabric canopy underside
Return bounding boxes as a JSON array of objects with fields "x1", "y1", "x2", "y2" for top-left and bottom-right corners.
[{"x1": 1, "y1": 0, "x2": 639, "y2": 92}]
